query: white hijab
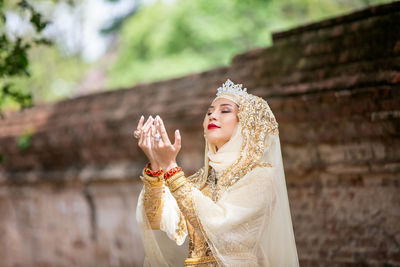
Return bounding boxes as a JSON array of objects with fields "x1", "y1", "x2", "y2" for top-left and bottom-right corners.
[
  {"x1": 207, "y1": 123, "x2": 243, "y2": 176},
  {"x1": 205, "y1": 94, "x2": 243, "y2": 177}
]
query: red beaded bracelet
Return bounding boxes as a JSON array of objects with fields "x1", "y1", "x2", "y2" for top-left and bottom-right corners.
[
  {"x1": 144, "y1": 163, "x2": 163, "y2": 177},
  {"x1": 164, "y1": 166, "x2": 182, "y2": 180}
]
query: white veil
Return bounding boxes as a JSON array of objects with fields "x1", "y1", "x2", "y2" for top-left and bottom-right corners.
[{"x1": 260, "y1": 133, "x2": 299, "y2": 266}]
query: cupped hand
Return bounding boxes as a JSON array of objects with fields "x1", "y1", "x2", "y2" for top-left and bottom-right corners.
[
  {"x1": 152, "y1": 115, "x2": 181, "y2": 172},
  {"x1": 136, "y1": 115, "x2": 161, "y2": 171}
]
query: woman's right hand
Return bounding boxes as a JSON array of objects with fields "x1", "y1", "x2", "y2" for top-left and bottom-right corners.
[{"x1": 136, "y1": 115, "x2": 161, "y2": 171}]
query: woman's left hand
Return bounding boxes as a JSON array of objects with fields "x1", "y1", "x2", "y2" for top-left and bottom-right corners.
[{"x1": 151, "y1": 115, "x2": 181, "y2": 172}]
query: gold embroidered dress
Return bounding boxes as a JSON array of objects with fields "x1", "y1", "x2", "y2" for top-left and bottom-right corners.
[
  {"x1": 140, "y1": 167, "x2": 217, "y2": 266},
  {"x1": 136, "y1": 80, "x2": 299, "y2": 267}
]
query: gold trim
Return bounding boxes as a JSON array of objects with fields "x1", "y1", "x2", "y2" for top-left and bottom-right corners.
[
  {"x1": 141, "y1": 177, "x2": 164, "y2": 229},
  {"x1": 141, "y1": 167, "x2": 164, "y2": 187},
  {"x1": 165, "y1": 171, "x2": 185, "y2": 185},
  {"x1": 184, "y1": 256, "x2": 216, "y2": 265},
  {"x1": 169, "y1": 176, "x2": 201, "y2": 233},
  {"x1": 142, "y1": 179, "x2": 164, "y2": 187},
  {"x1": 168, "y1": 176, "x2": 187, "y2": 192}
]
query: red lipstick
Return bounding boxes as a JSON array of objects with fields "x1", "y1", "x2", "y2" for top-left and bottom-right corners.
[{"x1": 208, "y1": 123, "x2": 220, "y2": 130}]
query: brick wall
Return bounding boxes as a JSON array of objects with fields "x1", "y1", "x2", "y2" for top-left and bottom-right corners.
[{"x1": 0, "y1": 2, "x2": 399, "y2": 266}]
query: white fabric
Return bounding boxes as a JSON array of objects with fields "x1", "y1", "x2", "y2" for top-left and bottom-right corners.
[
  {"x1": 193, "y1": 166, "x2": 277, "y2": 266},
  {"x1": 207, "y1": 123, "x2": 242, "y2": 175},
  {"x1": 261, "y1": 134, "x2": 299, "y2": 266},
  {"x1": 136, "y1": 186, "x2": 188, "y2": 267}
]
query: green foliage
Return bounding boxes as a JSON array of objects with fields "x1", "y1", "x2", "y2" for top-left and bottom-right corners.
[
  {"x1": 0, "y1": 0, "x2": 88, "y2": 112},
  {"x1": 106, "y1": 0, "x2": 395, "y2": 89},
  {"x1": 1, "y1": 0, "x2": 395, "y2": 109},
  {"x1": 0, "y1": 0, "x2": 52, "y2": 114},
  {"x1": 8, "y1": 46, "x2": 89, "y2": 105},
  {"x1": 107, "y1": 0, "x2": 273, "y2": 88}
]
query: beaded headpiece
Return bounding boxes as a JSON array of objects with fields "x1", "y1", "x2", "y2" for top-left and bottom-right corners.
[{"x1": 216, "y1": 79, "x2": 252, "y2": 101}]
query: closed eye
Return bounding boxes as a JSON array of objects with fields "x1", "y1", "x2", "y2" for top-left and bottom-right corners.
[{"x1": 207, "y1": 109, "x2": 232, "y2": 115}]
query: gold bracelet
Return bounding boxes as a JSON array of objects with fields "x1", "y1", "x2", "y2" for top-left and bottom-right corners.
[
  {"x1": 141, "y1": 168, "x2": 164, "y2": 187},
  {"x1": 165, "y1": 171, "x2": 184, "y2": 186},
  {"x1": 168, "y1": 175, "x2": 187, "y2": 193}
]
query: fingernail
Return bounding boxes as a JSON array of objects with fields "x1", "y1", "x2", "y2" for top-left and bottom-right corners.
[{"x1": 141, "y1": 115, "x2": 144, "y2": 119}]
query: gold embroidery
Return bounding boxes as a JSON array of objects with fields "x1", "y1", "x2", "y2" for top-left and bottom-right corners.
[
  {"x1": 174, "y1": 211, "x2": 187, "y2": 243},
  {"x1": 187, "y1": 167, "x2": 206, "y2": 189},
  {"x1": 141, "y1": 168, "x2": 164, "y2": 186},
  {"x1": 168, "y1": 175, "x2": 187, "y2": 193},
  {"x1": 165, "y1": 169, "x2": 218, "y2": 265},
  {"x1": 184, "y1": 255, "x2": 217, "y2": 266},
  {"x1": 207, "y1": 93, "x2": 278, "y2": 201},
  {"x1": 140, "y1": 169, "x2": 165, "y2": 230},
  {"x1": 166, "y1": 171, "x2": 185, "y2": 183},
  {"x1": 168, "y1": 177, "x2": 200, "y2": 231},
  {"x1": 142, "y1": 183, "x2": 164, "y2": 230},
  {"x1": 166, "y1": 171, "x2": 185, "y2": 188}
]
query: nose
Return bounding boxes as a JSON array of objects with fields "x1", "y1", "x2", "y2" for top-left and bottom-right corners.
[{"x1": 208, "y1": 111, "x2": 217, "y2": 122}]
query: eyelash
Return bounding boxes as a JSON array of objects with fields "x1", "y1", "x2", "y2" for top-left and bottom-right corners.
[{"x1": 207, "y1": 110, "x2": 231, "y2": 115}]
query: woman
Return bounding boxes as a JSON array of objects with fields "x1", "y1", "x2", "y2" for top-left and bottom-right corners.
[{"x1": 134, "y1": 79, "x2": 299, "y2": 267}]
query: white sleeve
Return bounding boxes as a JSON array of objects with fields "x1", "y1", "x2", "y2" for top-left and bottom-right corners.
[{"x1": 136, "y1": 185, "x2": 188, "y2": 267}]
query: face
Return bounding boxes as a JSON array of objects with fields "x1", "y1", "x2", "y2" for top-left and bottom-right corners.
[{"x1": 203, "y1": 97, "x2": 239, "y2": 150}]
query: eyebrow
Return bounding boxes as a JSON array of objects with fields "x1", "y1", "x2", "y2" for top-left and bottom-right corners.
[{"x1": 208, "y1": 104, "x2": 234, "y2": 109}]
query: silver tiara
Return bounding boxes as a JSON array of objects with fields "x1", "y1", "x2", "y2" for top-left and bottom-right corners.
[{"x1": 216, "y1": 79, "x2": 251, "y2": 100}]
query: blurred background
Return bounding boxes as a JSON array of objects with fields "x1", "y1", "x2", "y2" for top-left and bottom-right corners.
[
  {"x1": 1, "y1": 1, "x2": 399, "y2": 267},
  {"x1": 1, "y1": 0, "x2": 395, "y2": 111}
]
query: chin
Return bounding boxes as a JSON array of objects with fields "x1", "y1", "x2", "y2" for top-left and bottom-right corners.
[
  {"x1": 206, "y1": 135, "x2": 218, "y2": 144},
  {"x1": 206, "y1": 134, "x2": 225, "y2": 146}
]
